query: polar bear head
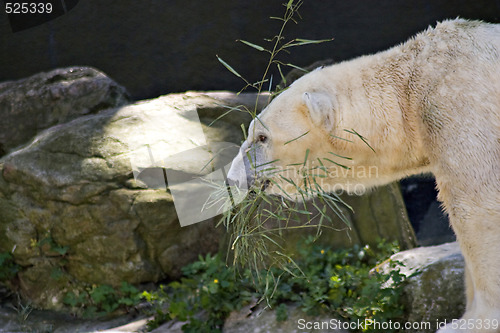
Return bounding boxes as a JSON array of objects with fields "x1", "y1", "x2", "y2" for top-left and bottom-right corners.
[
  {"x1": 225, "y1": 64, "x2": 398, "y2": 200},
  {"x1": 225, "y1": 69, "x2": 378, "y2": 200}
]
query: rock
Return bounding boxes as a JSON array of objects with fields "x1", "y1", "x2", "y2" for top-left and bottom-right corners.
[
  {"x1": 378, "y1": 242, "x2": 465, "y2": 332},
  {"x1": 222, "y1": 303, "x2": 349, "y2": 333},
  {"x1": 0, "y1": 90, "x2": 258, "y2": 310},
  {"x1": 0, "y1": 67, "x2": 130, "y2": 156},
  {"x1": 150, "y1": 320, "x2": 186, "y2": 333},
  {"x1": 0, "y1": 303, "x2": 148, "y2": 333}
]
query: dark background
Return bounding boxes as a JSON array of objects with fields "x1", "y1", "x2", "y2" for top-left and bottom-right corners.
[{"x1": 1, "y1": 0, "x2": 500, "y2": 100}]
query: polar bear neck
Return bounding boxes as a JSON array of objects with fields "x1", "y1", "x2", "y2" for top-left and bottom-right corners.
[
  {"x1": 302, "y1": 51, "x2": 432, "y2": 185},
  {"x1": 262, "y1": 19, "x2": 499, "y2": 192},
  {"x1": 299, "y1": 20, "x2": 495, "y2": 185}
]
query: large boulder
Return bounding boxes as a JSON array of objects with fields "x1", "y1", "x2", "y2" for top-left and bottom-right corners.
[
  {"x1": 378, "y1": 242, "x2": 465, "y2": 332},
  {"x1": 0, "y1": 67, "x2": 130, "y2": 156},
  {"x1": 0, "y1": 91, "x2": 256, "y2": 310},
  {"x1": 222, "y1": 303, "x2": 349, "y2": 333}
]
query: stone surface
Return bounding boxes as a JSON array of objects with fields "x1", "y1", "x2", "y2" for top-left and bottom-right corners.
[
  {"x1": 223, "y1": 303, "x2": 348, "y2": 333},
  {"x1": 378, "y1": 242, "x2": 465, "y2": 332},
  {"x1": 0, "y1": 303, "x2": 149, "y2": 333},
  {"x1": 0, "y1": 67, "x2": 130, "y2": 156},
  {"x1": 0, "y1": 91, "x2": 257, "y2": 310}
]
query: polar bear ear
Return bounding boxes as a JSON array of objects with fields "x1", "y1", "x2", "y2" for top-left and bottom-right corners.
[{"x1": 302, "y1": 91, "x2": 336, "y2": 131}]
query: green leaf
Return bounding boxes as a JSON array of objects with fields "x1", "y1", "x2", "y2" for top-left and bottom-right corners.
[
  {"x1": 284, "y1": 38, "x2": 334, "y2": 48},
  {"x1": 344, "y1": 128, "x2": 376, "y2": 153},
  {"x1": 216, "y1": 55, "x2": 244, "y2": 79},
  {"x1": 240, "y1": 123, "x2": 247, "y2": 140},
  {"x1": 328, "y1": 151, "x2": 352, "y2": 160},
  {"x1": 277, "y1": 63, "x2": 287, "y2": 87},
  {"x1": 270, "y1": 16, "x2": 285, "y2": 22},
  {"x1": 284, "y1": 63, "x2": 308, "y2": 72},
  {"x1": 238, "y1": 39, "x2": 266, "y2": 52},
  {"x1": 323, "y1": 157, "x2": 350, "y2": 169},
  {"x1": 329, "y1": 134, "x2": 353, "y2": 143},
  {"x1": 303, "y1": 148, "x2": 310, "y2": 167},
  {"x1": 284, "y1": 131, "x2": 309, "y2": 145},
  {"x1": 53, "y1": 246, "x2": 68, "y2": 255}
]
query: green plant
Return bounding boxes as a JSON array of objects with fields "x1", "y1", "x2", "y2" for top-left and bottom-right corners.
[
  {"x1": 214, "y1": 0, "x2": 349, "y2": 284},
  {"x1": 33, "y1": 234, "x2": 69, "y2": 256},
  {"x1": 143, "y1": 239, "x2": 406, "y2": 333},
  {"x1": 0, "y1": 251, "x2": 19, "y2": 281},
  {"x1": 12, "y1": 294, "x2": 33, "y2": 324},
  {"x1": 63, "y1": 281, "x2": 141, "y2": 318},
  {"x1": 143, "y1": 253, "x2": 254, "y2": 332},
  {"x1": 260, "y1": 238, "x2": 405, "y2": 328}
]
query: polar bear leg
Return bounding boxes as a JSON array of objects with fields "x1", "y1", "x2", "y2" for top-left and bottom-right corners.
[
  {"x1": 437, "y1": 209, "x2": 500, "y2": 333},
  {"x1": 465, "y1": 265, "x2": 474, "y2": 311}
]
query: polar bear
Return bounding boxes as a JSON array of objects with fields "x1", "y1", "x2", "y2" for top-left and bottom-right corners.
[{"x1": 226, "y1": 19, "x2": 500, "y2": 332}]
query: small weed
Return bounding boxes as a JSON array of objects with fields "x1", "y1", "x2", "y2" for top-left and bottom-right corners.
[
  {"x1": 32, "y1": 234, "x2": 69, "y2": 256},
  {"x1": 0, "y1": 251, "x2": 19, "y2": 281},
  {"x1": 63, "y1": 281, "x2": 141, "y2": 318},
  {"x1": 12, "y1": 297, "x2": 33, "y2": 323},
  {"x1": 215, "y1": 0, "x2": 345, "y2": 284}
]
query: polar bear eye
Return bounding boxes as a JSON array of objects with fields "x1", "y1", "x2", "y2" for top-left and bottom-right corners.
[{"x1": 257, "y1": 134, "x2": 268, "y2": 143}]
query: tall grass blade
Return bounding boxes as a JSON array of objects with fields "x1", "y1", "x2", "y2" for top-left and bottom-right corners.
[{"x1": 238, "y1": 40, "x2": 267, "y2": 52}]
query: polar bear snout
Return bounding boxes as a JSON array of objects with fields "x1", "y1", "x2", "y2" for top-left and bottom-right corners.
[{"x1": 226, "y1": 143, "x2": 255, "y2": 191}]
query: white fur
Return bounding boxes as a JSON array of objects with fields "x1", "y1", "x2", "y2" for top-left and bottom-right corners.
[{"x1": 227, "y1": 19, "x2": 500, "y2": 332}]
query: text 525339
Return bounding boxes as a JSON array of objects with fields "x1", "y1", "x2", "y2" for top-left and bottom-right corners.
[{"x1": 5, "y1": 2, "x2": 53, "y2": 14}]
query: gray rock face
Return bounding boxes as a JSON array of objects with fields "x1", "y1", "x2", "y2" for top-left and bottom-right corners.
[
  {"x1": 0, "y1": 91, "x2": 255, "y2": 310},
  {"x1": 378, "y1": 242, "x2": 465, "y2": 332},
  {"x1": 0, "y1": 67, "x2": 130, "y2": 156},
  {"x1": 222, "y1": 304, "x2": 349, "y2": 333}
]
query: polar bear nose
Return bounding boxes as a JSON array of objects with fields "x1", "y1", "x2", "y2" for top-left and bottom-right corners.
[
  {"x1": 225, "y1": 172, "x2": 254, "y2": 190},
  {"x1": 226, "y1": 152, "x2": 251, "y2": 190}
]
